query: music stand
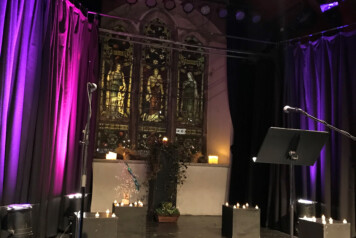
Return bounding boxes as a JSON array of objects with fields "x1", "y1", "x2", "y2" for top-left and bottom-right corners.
[{"x1": 255, "y1": 127, "x2": 329, "y2": 238}]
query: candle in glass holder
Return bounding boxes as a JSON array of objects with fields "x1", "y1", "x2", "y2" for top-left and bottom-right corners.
[{"x1": 208, "y1": 155, "x2": 218, "y2": 164}]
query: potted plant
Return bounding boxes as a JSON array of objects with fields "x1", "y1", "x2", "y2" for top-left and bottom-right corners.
[{"x1": 155, "y1": 202, "x2": 180, "y2": 222}]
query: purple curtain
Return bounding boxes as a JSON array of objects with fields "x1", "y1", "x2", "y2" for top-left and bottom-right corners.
[
  {"x1": 284, "y1": 31, "x2": 356, "y2": 236},
  {"x1": 0, "y1": 0, "x2": 99, "y2": 236}
]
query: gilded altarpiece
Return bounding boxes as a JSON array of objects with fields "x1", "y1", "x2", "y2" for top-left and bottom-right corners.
[
  {"x1": 176, "y1": 36, "x2": 206, "y2": 161},
  {"x1": 138, "y1": 19, "x2": 171, "y2": 149},
  {"x1": 96, "y1": 26, "x2": 133, "y2": 153}
]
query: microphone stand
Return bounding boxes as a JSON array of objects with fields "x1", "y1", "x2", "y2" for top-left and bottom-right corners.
[
  {"x1": 78, "y1": 84, "x2": 95, "y2": 238},
  {"x1": 295, "y1": 108, "x2": 356, "y2": 141},
  {"x1": 286, "y1": 106, "x2": 356, "y2": 238}
]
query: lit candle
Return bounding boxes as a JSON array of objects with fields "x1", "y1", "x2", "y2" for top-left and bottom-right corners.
[
  {"x1": 114, "y1": 200, "x2": 118, "y2": 204},
  {"x1": 329, "y1": 218, "x2": 333, "y2": 224},
  {"x1": 343, "y1": 219, "x2": 347, "y2": 224},
  {"x1": 303, "y1": 215, "x2": 307, "y2": 219},
  {"x1": 246, "y1": 203, "x2": 249, "y2": 208},
  {"x1": 255, "y1": 205, "x2": 259, "y2": 209},
  {"x1": 233, "y1": 205, "x2": 237, "y2": 209},
  {"x1": 312, "y1": 216, "x2": 316, "y2": 222},
  {"x1": 208, "y1": 155, "x2": 218, "y2": 164},
  {"x1": 120, "y1": 202, "x2": 124, "y2": 206},
  {"x1": 225, "y1": 202, "x2": 229, "y2": 207},
  {"x1": 138, "y1": 201, "x2": 143, "y2": 207},
  {"x1": 106, "y1": 152, "x2": 117, "y2": 160},
  {"x1": 116, "y1": 203, "x2": 120, "y2": 207},
  {"x1": 322, "y1": 220, "x2": 326, "y2": 225},
  {"x1": 106, "y1": 209, "x2": 110, "y2": 215},
  {"x1": 95, "y1": 212, "x2": 99, "y2": 218},
  {"x1": 112, "y1": 213, "x2": 116, "y2": 218},
  {"x1": 321, "y1": 215, "x2": 326, "y2": 221},
  {"x1": 242, "y1": 205, "x2": 246, "y2": 209},
  {"x1": 236, "y1": 203, "x2": 240, "y2": 208},
  {"x1": 134, "y1": 202, "x2": 138, "y2": 207},
  {"x1": 129, "y1": 203, "x2": 133, "y2": 207}
]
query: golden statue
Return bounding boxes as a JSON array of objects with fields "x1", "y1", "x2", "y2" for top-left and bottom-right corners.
[{"x1": 107, "y1": 64, "x2": 126, "y2": 115}]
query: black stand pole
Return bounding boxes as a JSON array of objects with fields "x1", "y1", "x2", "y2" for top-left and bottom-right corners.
[{"x1": 78, "y1": 83, "x2": 96, "y2": 238}]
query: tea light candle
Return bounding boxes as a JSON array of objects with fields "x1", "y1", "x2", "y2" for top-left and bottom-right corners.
[
  {"x1": 129, "y1": 203, "x2": 133, "y2": 207},
  {"x1": 246, "y1": 203, "x2": 249, "y2": 208},
  {"x1": 95, "y1": 212, "x2": 99, "y2": 218},
  {"x1": 162, "y1": 137, "x2": 168, "y2": 143},
  {"x1": 106, "y1": 209, "x2": 110, "y2": 215},
  {"x1": 138, "y1": 201, "x2": 143, "y2": 207},
  {"x1": 120, "y1": 202, "x2": 124, "y2": 206},
  {"x1": 225, "y1": 202, "x2": 229, "y2": 207},
  {"x1": 236, "y1": 203, "x2": 240, "y2": 208},
  {"x1": 329, "y1": 218, "x2": 333, "y2": 224},
  {"x1": 322, "y1": 220, "x2": 326, "y2": 225},
  {"x1": 343, "y1": 219, "x2": 347, "y2": 224},
  {"x1": 112, "y1": 213, "x2": 116, "y2": 218},
  {"x1": 114, "y1": 200, "x2": 118, "y2": 204},
  {"x1": 134, "y1": 202, "x2": 138, "y2": 207},
  {"x1": 255, "y1": 205, "x2": 259, "y2": 209},
  {"x1": 233, "y1": 205, "x2": 237, "y2": 209},
  {"x1": 321, "y1": 215, "x2": 326, "y2": 221},
  {"x1": 242, "y1": 205, "x2": 246, "y2": 209}
]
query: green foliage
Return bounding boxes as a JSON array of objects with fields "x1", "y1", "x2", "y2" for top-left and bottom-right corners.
[
  {"x1": 155, "y1": 202, "x2": 180, "y2": 216},
  {"x1": 146, "y1": 138, "x2": 190, "y2": 187}
]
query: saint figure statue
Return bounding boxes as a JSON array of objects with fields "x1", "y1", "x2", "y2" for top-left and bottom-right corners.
[
  {"x1": 146, "y1": 68, "x2": 164, "y2": 119},
  {"x1": 181, "y1": 72, "x2": 199, "y2": 121},
  {"x1": 107, "y1": 64, "x2": 126, "y2": 115}
]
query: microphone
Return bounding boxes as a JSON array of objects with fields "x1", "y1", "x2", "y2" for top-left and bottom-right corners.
[
  {"x1": 283, "y1": 105, "x2": 301, "y2": 113},
  {"x1": 87, "y1": 82, "x2": 97, "y2": 92}
]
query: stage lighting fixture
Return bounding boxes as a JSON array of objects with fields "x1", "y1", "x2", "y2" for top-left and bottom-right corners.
[
  {"x1": 146, "y1": 0, "x2": 157, "y2": 8},
  {"x1": 252, "y1": 14, "x2": 261, "y2": 23},
  {"x1": 183, "y1": 2, "x2": 194, "y2": 13},
  {"x1": 218, "y1": 8, "x2": 228, "y2": 18},
  {"x1": 235, "y1": 10, "x2": 245, "y2": 20},
  {"x1": 200, "y1": 4, "x2": 211, "y2": 15},
  {"x1": 126, "y1": 0, "x2": 137, "y2": 4},
  {"x1": 320, "y1": 1, "x2": 338, "y2": 12},
  {"x1": 297, "y1": 199, "x2": 317, "y2": 218},
  {"x1": 164, "y1": 0, "x2": 176, "y2": 10}
]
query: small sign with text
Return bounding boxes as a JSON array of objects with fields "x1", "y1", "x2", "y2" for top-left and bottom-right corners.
[{"x1": 176, "y1": 128, "x2": 186, "y2": 135}]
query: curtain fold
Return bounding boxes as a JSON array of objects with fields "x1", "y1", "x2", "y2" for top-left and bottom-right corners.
[
  {"x1": 0, "y1": 0, "x2": 99, "y2": 236},
  {"x1": 284, "y1": 31, "x2": 356, "y2": 236}
]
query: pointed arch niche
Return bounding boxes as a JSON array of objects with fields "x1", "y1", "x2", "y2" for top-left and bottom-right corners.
[{"x1": 96, "y1": 3, "x2": 232, "y2": 165}]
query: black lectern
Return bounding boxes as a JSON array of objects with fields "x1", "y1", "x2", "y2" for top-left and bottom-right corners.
[{"x1": 255, "y1": 127, "x2": 329, "y2": 238}]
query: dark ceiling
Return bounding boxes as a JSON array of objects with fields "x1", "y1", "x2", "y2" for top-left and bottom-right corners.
[{"x1": 83, "y1": 0, "x2": 356, "y2": 42}]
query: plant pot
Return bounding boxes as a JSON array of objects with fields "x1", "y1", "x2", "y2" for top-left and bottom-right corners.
[{"x1": 157, "y1": 215, "x2": 179, "y2": 223}]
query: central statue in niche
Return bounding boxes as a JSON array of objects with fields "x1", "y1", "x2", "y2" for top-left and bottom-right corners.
[{"x1": 145, "y1": 68, "x2": 164, "y2": 122}]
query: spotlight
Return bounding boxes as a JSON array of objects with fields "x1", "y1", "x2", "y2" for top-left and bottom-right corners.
[
  {"x1": 163, "y1": 0, "x2": 176, "y2": 10},
  {"x1": 183, "y1": 2, "x2": 194, "y2": 13},
  {"x1": 200, "y1": 4, "x2": 211, "y2": 15},
  {"x1": 218, "y1": 8, "x2": 228, "y2": 18},
  {"x1": 145, "y1": 0, "x2": 157, "y2": 8},
  {"x1": 235, "y1": 10, "x2": 245, "y2": 21},
  {"x1": 126, "y1": 0, "x2": 137, "y2": 4},
  {"x1": 320, "y1": 1, "x2": 338, "y2": 12},
  {"x1": 252, "y1": 14, "x2": 261, "y2": 23}
]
